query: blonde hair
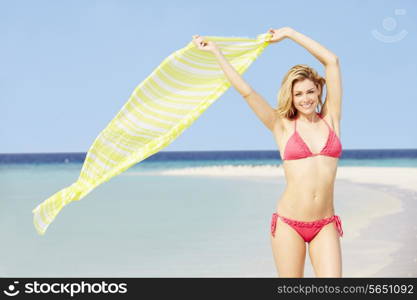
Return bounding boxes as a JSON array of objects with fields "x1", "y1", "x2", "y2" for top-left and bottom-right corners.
[{"x1": 275, "y1": 64, "x2": 326, "y2": 120}]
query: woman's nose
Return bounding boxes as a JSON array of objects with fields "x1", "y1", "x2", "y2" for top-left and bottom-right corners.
[{"x1": 307, "y1": 94, "x2": 316, "y2": 101}]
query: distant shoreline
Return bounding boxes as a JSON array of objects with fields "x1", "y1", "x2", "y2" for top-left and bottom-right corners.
[{"x1": 131, "y1": 166, "x2": 417, "y2": 192}]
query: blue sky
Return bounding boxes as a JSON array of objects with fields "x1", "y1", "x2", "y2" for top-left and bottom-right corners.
[{"x1": 1, "y1": 0, "x2": 416, "y2": 153}]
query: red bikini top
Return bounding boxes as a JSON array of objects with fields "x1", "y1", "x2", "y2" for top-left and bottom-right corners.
[{"x1": 283, "y1": 112, "x2": 342, "y2": 161}]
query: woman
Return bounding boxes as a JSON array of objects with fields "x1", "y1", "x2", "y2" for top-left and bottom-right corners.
[{"x1": 192, "y1": 27, "x2": 343, "y2": 278}]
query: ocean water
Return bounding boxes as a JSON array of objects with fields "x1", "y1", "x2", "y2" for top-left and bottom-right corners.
[
  {"x1": 0, "y1": 149, "x2": 416, "y2": 277},
  {"x1": 2, "y1": 149, "x2": 417, "y2": 167}
]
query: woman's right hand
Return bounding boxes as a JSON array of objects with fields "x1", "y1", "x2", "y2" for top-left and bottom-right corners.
[{"x1": 192, "y1": 35, "x2": 219, "y2": 53}]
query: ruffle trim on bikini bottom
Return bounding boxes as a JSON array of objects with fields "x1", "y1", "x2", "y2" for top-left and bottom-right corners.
[{"x1": 270, "y1": 213, "x2": 343, "y2": 238}]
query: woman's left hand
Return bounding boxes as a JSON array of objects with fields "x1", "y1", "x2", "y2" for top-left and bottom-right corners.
[{"x1": 267, "y1": 27, "x2": 294, "y2": 43}]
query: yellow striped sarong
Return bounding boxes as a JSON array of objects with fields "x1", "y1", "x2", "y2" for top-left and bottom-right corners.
[{"x1": 32, "y1": 33, "x2": 272, "y2": 235}]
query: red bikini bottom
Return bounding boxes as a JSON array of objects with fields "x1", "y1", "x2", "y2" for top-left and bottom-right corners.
[{"x1": 270, "y1": 213, "x2": 343, "y2": 243}]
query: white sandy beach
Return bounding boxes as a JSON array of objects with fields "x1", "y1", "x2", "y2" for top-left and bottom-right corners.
[
  {"x1": 154, "y1": 166, "x2": 417, "y2": 193},
  {"x1": 2, "y1": 165, "x2": 416, "y2": 278},
  {"x1": 140, "y1": 165, "x2": 417, "y2": 277},
  {"x1": 152, "y1": 165, "x2": 417, "y2": 195}
]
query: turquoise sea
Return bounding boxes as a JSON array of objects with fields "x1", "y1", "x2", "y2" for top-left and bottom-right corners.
[{"x1": 1, "y1": 149, "x2": 416, "y2": 277}]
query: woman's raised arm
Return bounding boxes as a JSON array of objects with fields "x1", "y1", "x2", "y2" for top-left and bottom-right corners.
[
  {"x1": 278, "y1": 27, "x2": 338, "y2": 65},
  {"x1": 273, "y1": 27, "x2": 342, "y2": 120},
  {"x1": 192, "y1": 35, "x2": 279, "y2": 132}
]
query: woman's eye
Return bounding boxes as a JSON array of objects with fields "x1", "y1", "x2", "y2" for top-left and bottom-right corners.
[{"x1": 295, "y1": 91, "x2": 313, "y2": 96}]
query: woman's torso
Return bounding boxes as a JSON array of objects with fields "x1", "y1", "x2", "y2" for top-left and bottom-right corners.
[{"x1": 271, "y1": 113, "x2": 341, "y2": 221}]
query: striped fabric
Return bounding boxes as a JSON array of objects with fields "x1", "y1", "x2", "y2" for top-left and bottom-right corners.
[{"x1": 32, "y1": 33, "x2": 272, "y2": 235}]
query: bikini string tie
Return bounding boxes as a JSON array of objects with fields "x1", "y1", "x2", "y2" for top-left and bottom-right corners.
[
  {"x1": 334, "y1": 215, "x2": 344, "y2": 237},
  {"x1": 271, "y1": 213, "x2": 278, "y2": 237}
]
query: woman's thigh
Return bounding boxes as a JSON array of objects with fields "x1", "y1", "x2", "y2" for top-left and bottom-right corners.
[
  {"x1": 270, "y1": 217, "x2": 307, "y2": 277},
  {"x1": 308, "y1": 222, "x2": 342, "y2": 277}
]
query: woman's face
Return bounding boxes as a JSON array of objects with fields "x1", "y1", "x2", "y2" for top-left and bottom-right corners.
[{"x1": 292, "y1": 79, "x2": 320, "y2": 114}]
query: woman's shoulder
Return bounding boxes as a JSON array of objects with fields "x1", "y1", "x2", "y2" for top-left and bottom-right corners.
[
  {"x1": 319, "y1": 111, "x2": 340, "y2": 136},
  {"x1": 272, "y1": 114, "x2": 294, "y2": 134}
]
